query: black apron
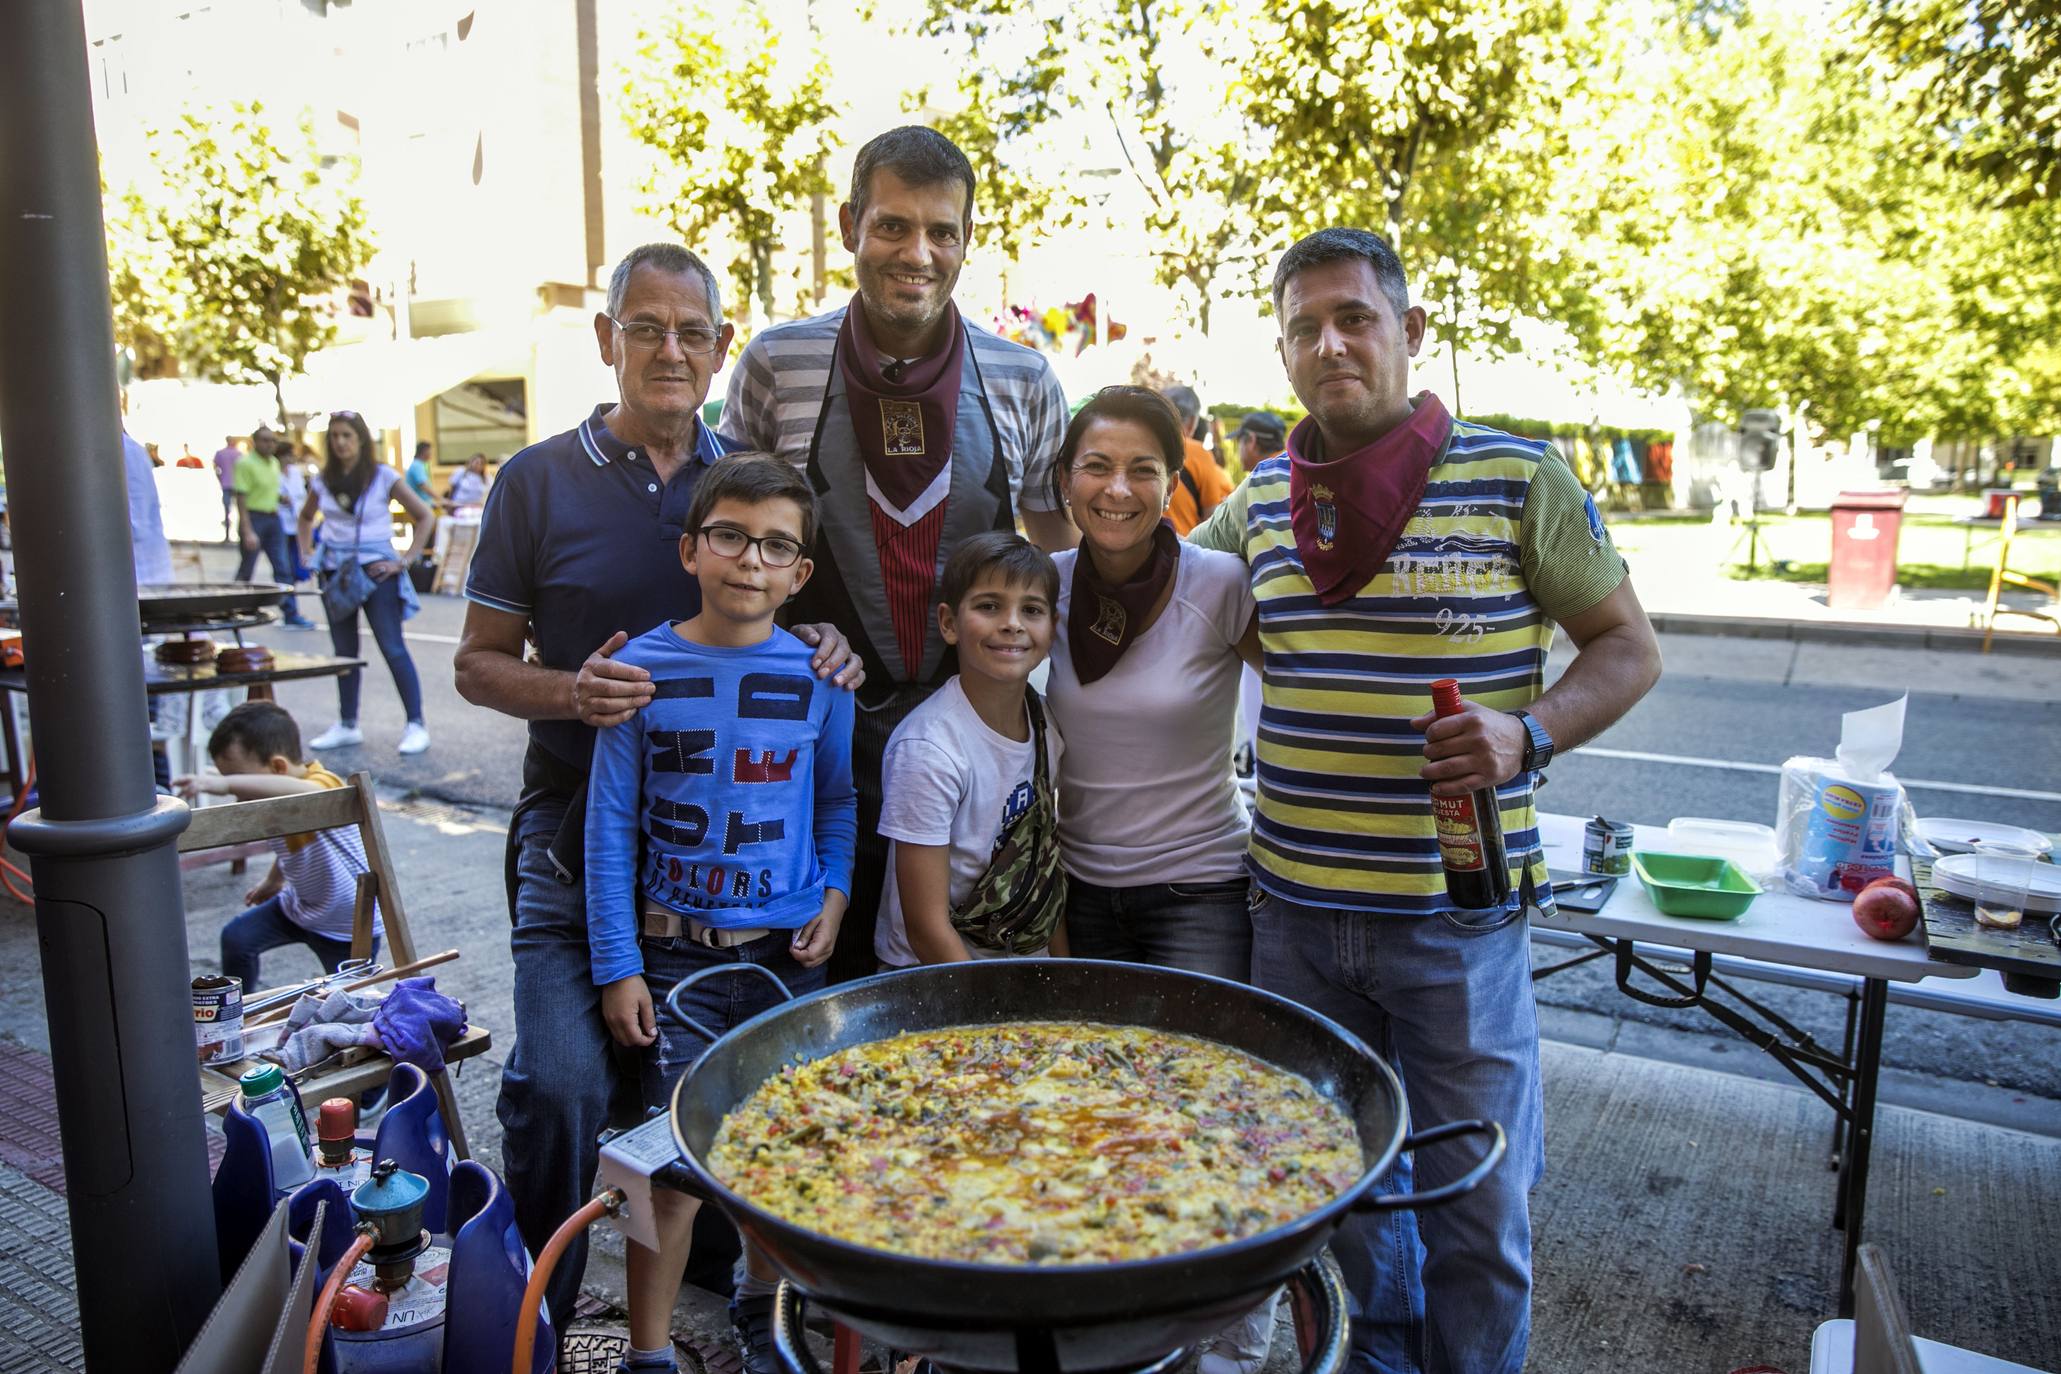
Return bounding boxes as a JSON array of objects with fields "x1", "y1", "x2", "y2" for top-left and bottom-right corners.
[
  {"x1": 796, "y1": 319, "x2": 1014, "y2": 981},
  {"x1": 792, "y1": 322, "x2": 1015, "y2": 699}
]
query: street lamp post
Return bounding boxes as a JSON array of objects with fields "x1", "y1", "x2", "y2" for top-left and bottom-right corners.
[{"x1": 0, "y1": 2, "x2": 221, "y2": 1369}]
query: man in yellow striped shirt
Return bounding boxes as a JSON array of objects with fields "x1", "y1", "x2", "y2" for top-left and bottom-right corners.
[{"x1": 1191, "y1": 228, "x2": 1661, "y2": 1374}]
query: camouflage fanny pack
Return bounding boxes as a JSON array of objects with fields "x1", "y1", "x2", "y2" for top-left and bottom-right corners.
[{"x1": 949, "y1": 688, "x2": 1067, "y2": 955}]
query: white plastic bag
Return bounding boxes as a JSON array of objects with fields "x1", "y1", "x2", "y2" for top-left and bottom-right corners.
[{"x1": 1777, "y1": 696, "x2": 1908, "y2": 902}]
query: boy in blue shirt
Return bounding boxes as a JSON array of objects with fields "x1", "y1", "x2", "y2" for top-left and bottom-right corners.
[{"x1": 585, "y1": 453, "x2": 855, "y2": 1374}]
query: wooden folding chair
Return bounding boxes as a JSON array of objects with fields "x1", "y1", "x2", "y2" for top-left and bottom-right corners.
[
  {"x1": 1982, "y1": 494, "x2": 2061, "y2": 651},
  {"x1": 432, "y1": 520, "x2": 480, "y2": 596},
  {"x1": 180, "y1": 769, "x2": 478, "y2": 1158}
]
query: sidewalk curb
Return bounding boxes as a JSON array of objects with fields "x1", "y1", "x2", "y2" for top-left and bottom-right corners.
[{"x1": 1647, "y1": 610, "x2": 2061, "y2": 657}]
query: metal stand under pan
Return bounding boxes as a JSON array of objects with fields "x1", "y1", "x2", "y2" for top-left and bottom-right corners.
[{"x1": 771, "y1": 1252, "x2": 1351, "y2": 1374}]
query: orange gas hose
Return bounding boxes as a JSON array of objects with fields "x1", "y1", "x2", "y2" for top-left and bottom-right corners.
[
  {"x1": 304, "y1": 1230, "x2": 376, "y2": 1374},
  {"x1": 512, "y1": 1190, "x2": 623, "y2": 1374}
]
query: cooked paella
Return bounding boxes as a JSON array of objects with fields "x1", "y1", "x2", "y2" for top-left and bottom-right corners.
[{"x1": 706, "y1": 1021, "x2": 1363, "y2": 1264}]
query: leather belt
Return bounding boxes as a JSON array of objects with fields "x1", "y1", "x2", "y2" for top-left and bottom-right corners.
[{"x1": 640, "y1": 904, "x2": 771, "y2": 948}]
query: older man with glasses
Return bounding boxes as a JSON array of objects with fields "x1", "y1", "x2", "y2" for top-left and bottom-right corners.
[{"x1": 453, "y1": 243, "x2": 861, "y2": 1332}]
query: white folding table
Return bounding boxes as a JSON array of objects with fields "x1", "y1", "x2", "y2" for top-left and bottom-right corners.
[{"x1": 1529, "y1": 812, "x2": 1979, "y2": 1315}]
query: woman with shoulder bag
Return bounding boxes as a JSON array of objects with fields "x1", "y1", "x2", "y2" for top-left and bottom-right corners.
[
  {"x1": 295, "y1": 409, "x2": 437, "y2": 755},
  {"x1": 1046, "y1": 386, "x2": 1259, "y2": 978},
  {"x1": 1045, "y1": 388, "x2": 1275, "y2": 1374}
]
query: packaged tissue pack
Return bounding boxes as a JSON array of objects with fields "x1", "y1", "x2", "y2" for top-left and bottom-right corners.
[{"x1": 1777, "y1": 696, "x2": 1910, "y2": 901}]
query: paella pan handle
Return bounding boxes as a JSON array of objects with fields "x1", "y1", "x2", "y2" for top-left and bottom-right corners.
[
  {"x1": 1352, "y1": 1118, "x2": 1506, "y2": 1213},
  {"x1": 660, "y1": 962, "x2": 797, "y2": 1046}
]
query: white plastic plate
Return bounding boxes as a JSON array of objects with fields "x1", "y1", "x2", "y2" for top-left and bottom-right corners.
[
  {"x1": 1912, "y1": 817, "x2": 2052, "y2": 857},
  {"x1": 1932, "y1": 852, "x2": 2061, "y2": 915}
]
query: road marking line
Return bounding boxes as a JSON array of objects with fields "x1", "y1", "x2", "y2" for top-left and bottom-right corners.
[
  {"x1": 404, "y1": 631, "x2": 463, "y2": 645},
  {"x1": 1581, "y1": 746, "x2": 2061, "y2": 805}
]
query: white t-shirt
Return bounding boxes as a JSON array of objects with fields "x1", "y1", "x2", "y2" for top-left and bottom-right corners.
[
  {"x1": 874, "y1": 677, "x2": 1065, "y2": 968},
  {"x1": 448, "y1": 469, "x2": 487, "y2": 507},
  {"x1": 271, "y1": 766, "x2": 384, "y2": 942},
  {"x1": 310, "y1": 465, "x2": 400, "y2": 551},
  {"x1": 1047, "y1": 547, "x2": 1255, "y2": 887},
  {"x1": 279, "y1": 461, "x2": 309, "y2": 516}
]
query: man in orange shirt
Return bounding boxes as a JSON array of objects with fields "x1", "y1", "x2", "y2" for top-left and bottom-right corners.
[{"x1": 1161, "y1": 384, "x2": 1232, "y2": 535}]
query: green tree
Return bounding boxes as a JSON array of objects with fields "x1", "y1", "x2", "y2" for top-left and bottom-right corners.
[
  {"x1": 108, "y1": 103, "x2": 371, "y2": 421},
  {"x1": 1562, "y1": 3, "x2": 2061, "y2": 444},
  {"x1": 1858, "y1": 0, "x2": 2061, "y2": 206},
  {"x1": 920, "y1": 0, "x2": 1280, "y2": 333},
  {"x1": 623, "y1": 2, "x2": 839, "y2": 328},
  {"x1": 1241, "y1": 0, "x2": 1590, "y2": 409},
  {"x1": 908, "y1": 6, "x2": 1077, "y2": 265},
  {"x1": 1245, "y1": 0, "x2": 1570, "y2": 247}
]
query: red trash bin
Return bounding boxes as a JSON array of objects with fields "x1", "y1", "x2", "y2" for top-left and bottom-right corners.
[{"x1": 1827, "y1": 489, "x2": 1907, "y2": 610}]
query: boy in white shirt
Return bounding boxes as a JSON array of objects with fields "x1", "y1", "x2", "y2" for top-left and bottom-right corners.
[
  {"x1": 875, "y1": 532, "x2": 1070, "y2": 967},
  {"x1": 176, "y1": 701, "x2": 381, "y2": 991}
]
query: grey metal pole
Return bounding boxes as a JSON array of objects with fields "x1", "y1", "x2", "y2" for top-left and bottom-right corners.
[{"x1": 0, "y1": 1, "x2": 220, "y2": 1368}]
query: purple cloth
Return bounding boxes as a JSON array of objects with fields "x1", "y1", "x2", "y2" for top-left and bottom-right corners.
[
  {"x1": 213, "y1": 444, "x2": 240, "y2": 488},
  {"x1": 371, "y1": 977, "x2": 468, "y2": 1073}
]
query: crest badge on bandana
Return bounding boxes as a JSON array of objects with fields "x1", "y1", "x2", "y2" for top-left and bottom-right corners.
[
  {"x1": 1088, "y1": 594, "x2": 1128, "y2": 646},
  {"x1": 880, "y1": 399, "x2": 926, "y2": 457},
  {"x1": 1312, "y1": 481, "x2": 1339, "y2": 550}
]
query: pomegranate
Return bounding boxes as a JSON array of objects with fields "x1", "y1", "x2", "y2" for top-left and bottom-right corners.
[{"x1": 1852, "y1": 875, "x2": 1921, "y2": 942}]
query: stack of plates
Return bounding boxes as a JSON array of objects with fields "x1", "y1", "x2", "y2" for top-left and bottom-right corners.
[
  {"x1": 1931, "y1": 852, "x2": 2061, "y2": 916},
  {"x1": 1911, "y1": 818, "x2": 2052, "y2": 857}
]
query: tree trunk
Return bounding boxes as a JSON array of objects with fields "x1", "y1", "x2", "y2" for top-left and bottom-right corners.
[
  {"x1": 269, "y1": 371, "x2": 287, "y2": 429},
  {"x1": 754, "y1": 237, "x2": 774, "y2": 326},
  {"x1": 1448, "y1": 333, "x2": 1462, "y2": 417},
  {"x1": 811, "y1": 188, "x2": 827, "y2": 306}
]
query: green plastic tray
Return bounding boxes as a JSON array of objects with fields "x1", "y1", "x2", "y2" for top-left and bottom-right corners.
[{"x1": 1630, "y1": 851, "x2": 1762, "y2": 920}]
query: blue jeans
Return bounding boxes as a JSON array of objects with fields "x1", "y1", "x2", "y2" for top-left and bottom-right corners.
[
  {"x1": 1064, "y1": 876, "x2": 1252, "y2": 982},
  {"x1": 496, "y1": 796, "x2": 624, "y2": 1323},
  {"x1": 1250, "y1": 889, "x2": 1544, "y2": 1374},
  {"x1": 638, "y1": 930, "x2": 826, "y2": 1111},
  {"x1": 328, "y1": 571, "x2": 423, "y2": 723},
  {"x1": 219, "y1": 893, "x2": 373, "y2": 993},
  {"x1": 234, "y1": 510, "x2": 301, "y2": 619}
]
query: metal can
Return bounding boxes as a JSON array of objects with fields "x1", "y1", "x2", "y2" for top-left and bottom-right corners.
[
  {"x1": 1582, "y1": 816, "x2": 1635, "y2": 876},
  {"x1": 193, "y1": 974, "x2": 244, "y2": 1066}
]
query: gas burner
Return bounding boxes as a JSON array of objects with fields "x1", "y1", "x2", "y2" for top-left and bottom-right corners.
[{"x1": 771, "y1": 1253, "x2": 1350, "y2": 1374}]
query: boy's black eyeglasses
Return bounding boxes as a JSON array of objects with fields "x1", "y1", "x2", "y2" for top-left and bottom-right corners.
[{"x1": 696, "y1": 524, "x2": 804, "y2": 568}]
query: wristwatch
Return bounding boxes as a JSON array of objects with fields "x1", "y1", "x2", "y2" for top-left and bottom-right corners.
[{"x1": 1513, "y1": 709, "x2": 1555, "y2": 773}]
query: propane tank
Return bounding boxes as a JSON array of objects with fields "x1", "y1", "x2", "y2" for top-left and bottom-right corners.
[
  {"x1": 312, "y1": 1098, "x2": 373, "y2": 1191},
  {"x1": 326, "y1": 1159, "x2": 451, "y2": 1373}
]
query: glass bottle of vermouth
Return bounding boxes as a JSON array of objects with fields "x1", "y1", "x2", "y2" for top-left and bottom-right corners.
[{"x1": 1428, "y1": 679, "x2": 1512, "y2": 910}]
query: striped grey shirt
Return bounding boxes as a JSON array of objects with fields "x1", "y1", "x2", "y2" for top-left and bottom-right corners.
[{"x1": 717, "y1": 305, "x2": 1067, "y2": 513}]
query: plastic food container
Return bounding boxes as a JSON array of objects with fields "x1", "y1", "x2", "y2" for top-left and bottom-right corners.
[
  {"x1": 1630, "y1": 851, "x2": 1763, "y2": 920},
  {"x1": 1666, "y1": 818, "x2": 1779, "y2": 878}
]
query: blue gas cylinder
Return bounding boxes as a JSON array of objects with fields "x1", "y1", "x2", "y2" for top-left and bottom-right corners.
[{"x1": 329, "y1": 1161, "x2": 447, "y2": 1373}]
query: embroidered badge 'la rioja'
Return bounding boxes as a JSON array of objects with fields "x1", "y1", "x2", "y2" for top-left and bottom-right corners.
[
  {"x1": 1312, "y1": 481, "x2": 1339, "y2": 550},
  {"x1": 1088, "y1": 594, "x2": 1127, "y2": 645},
  {"x1": 880, "y1": 399, "x2": 926, "y2": 456}
]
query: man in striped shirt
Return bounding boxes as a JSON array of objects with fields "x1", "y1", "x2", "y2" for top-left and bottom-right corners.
[
  {"x1": 720, "y1": 126, "x2": 1075, "y2": 983},
  {"x1": 1191, "y1": 229, "x2": 1662, "y2": 1374}
]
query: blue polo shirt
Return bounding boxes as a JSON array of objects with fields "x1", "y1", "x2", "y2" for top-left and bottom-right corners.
[{"x1": 466, "y1": 403, "x2": 732, "y2": 774}]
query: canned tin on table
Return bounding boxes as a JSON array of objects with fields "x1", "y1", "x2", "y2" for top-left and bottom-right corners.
[
  {"x1": 1582, "y1": 816, "x2": 1635, "y2": 876},
  {"x1": 193, "y1": 974, "x2": 244, "y2": 1066}
]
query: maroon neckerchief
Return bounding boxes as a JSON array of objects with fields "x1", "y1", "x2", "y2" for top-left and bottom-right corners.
[
  {"x1": 1068, "y1": 520, "x2": 1180, "y2": 685},
  {"x1": 1289, "y1": 393, "x2": 1453, "y2": 606},
  {"x1": 837, "y1": 296, "x2": 966, "y2": 515}
]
